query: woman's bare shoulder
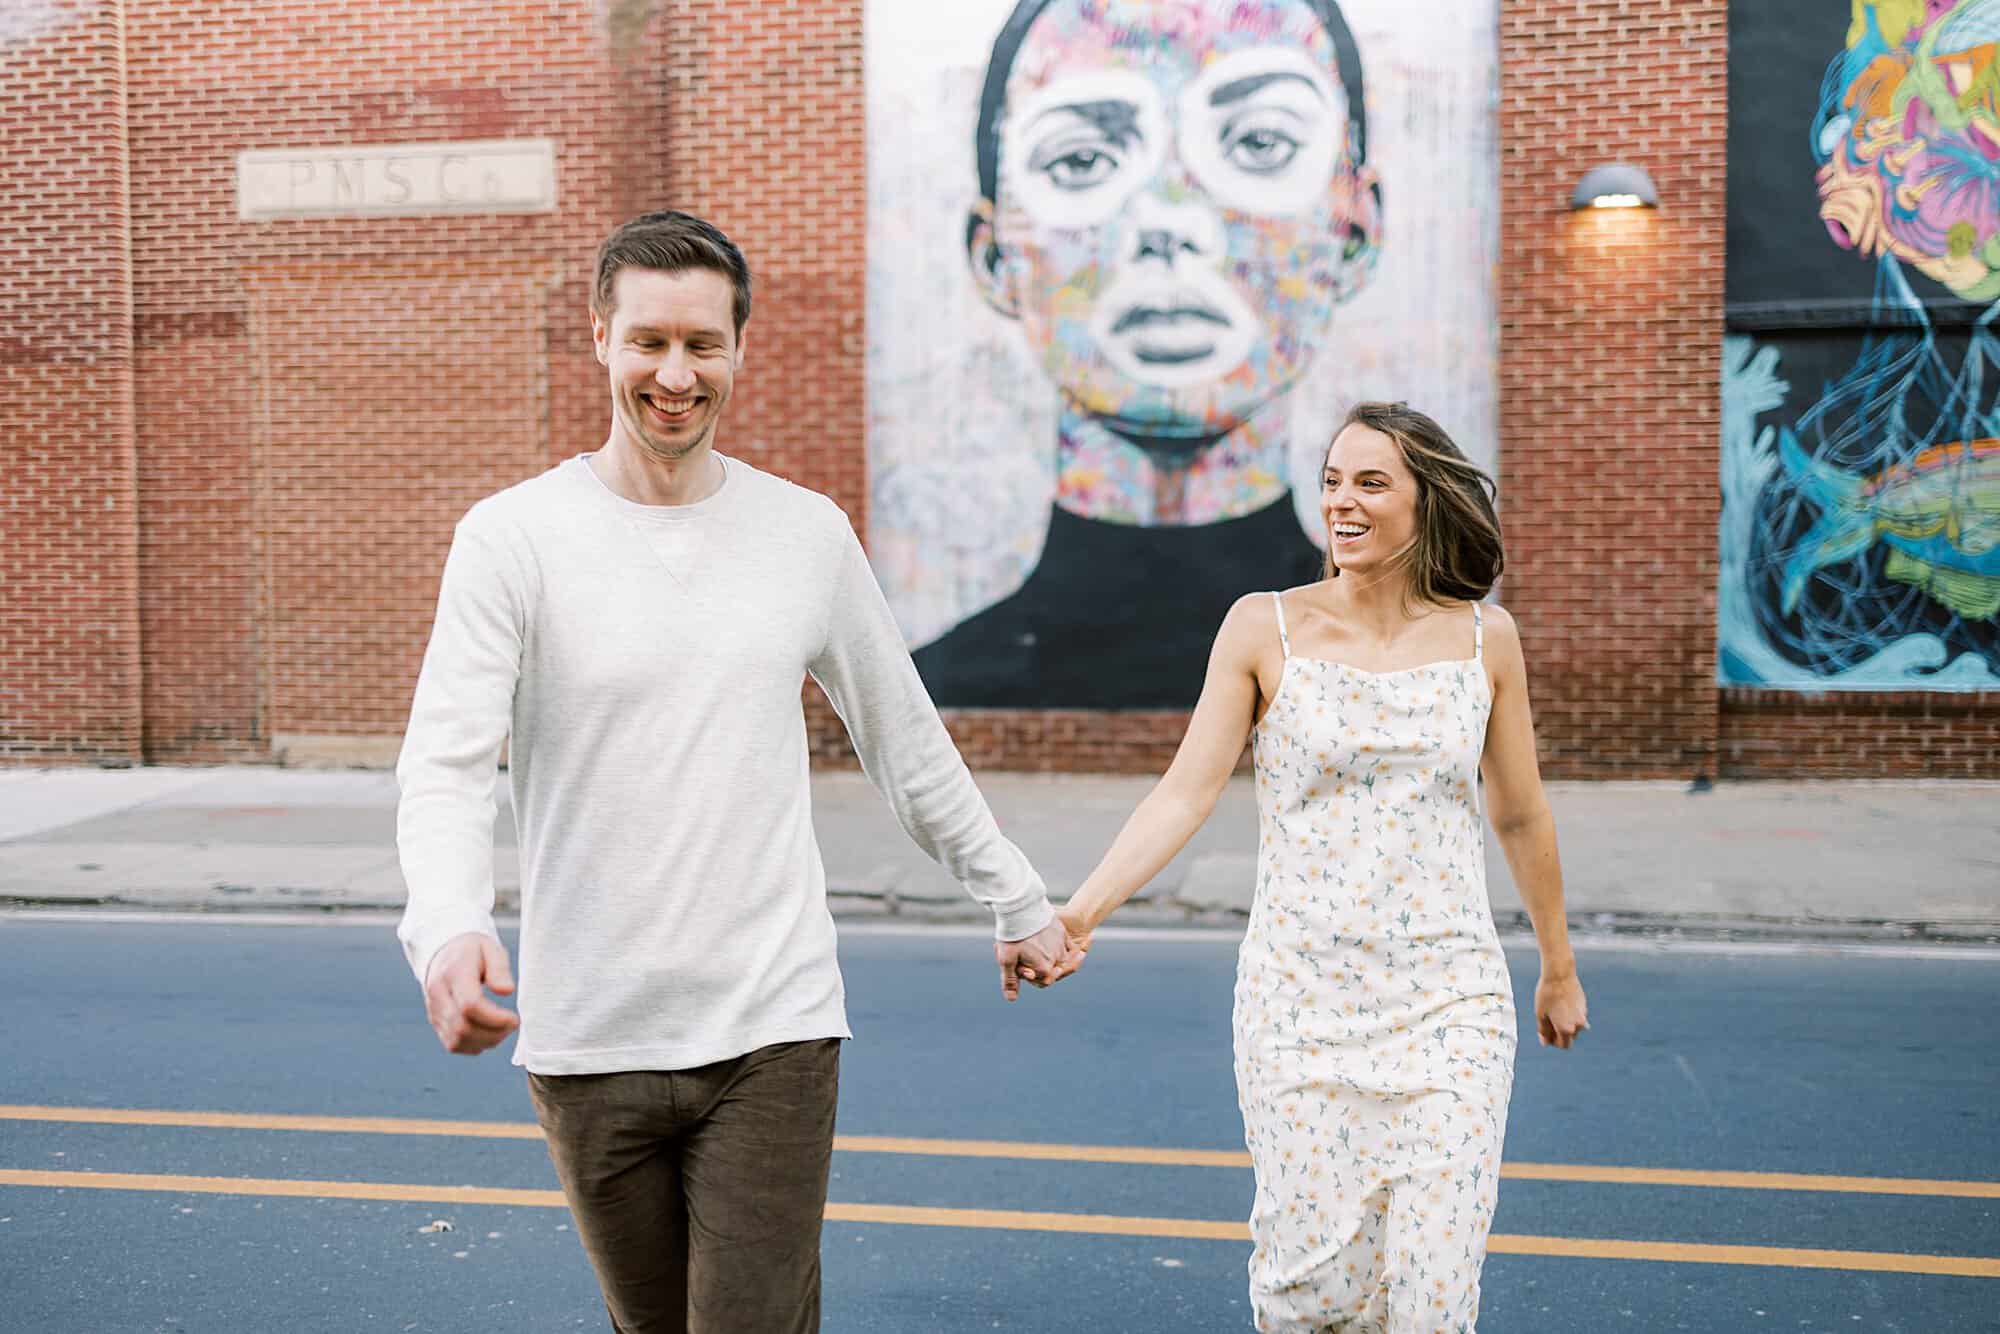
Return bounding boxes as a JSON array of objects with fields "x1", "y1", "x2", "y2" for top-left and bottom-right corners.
[
  {"x1": 1477, "y1": 600, "x2": 1521, "y2": 641},
  {"x1": 1473, "y1": 601, "x2": 1528, "y2": 677},
  {"x1": 1268, "y1": 580, "x2": 1341, "y2": 619},
  {"x1": 1216, "y1": 589, "x2": 1296, "y2": 662},
  {"x1": 1229, "y1": 580, "x2": 1341, "y2": 629},
  {"x1": 1221, "y1": 589, "x2": 1279, "y2": 636}
]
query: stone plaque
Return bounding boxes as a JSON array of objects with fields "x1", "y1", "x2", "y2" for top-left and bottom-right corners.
[{"x1": 236, "y1": 139, "x2": 557, "y2": 220}]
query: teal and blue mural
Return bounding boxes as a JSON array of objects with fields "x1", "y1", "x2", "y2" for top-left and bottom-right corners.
[{"x1": 1722, "y1": 0, "x2": 2000, "y2": 689}]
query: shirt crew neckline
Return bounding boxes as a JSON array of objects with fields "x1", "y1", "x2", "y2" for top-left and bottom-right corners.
[{"x1": 569, "y1": 451, "x2": 736, "y2": 523}]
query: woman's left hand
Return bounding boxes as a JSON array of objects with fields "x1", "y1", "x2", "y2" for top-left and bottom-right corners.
[{"x1": 1535, "y1": 970, "x2": 1588, "y2": 1050}]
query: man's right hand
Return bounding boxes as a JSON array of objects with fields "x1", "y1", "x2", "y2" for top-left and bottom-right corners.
[{"x1": 422, "y1": 932, "x2": 520, "y2": 1055}]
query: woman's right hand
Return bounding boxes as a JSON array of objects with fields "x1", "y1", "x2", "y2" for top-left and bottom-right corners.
[{"x1": 1534, "y1": 968, "x2": 1588, "y2": 1050}]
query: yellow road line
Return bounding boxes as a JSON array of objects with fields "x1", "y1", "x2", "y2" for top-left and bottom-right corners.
[
  {"x1": 0, "y1": 1168, "x2": 562, "y2": 1209},
  {"x1": 2, "y1": 1168, "x2": 1996, "y2": 1278},
  {"x1": 1485, "y1": 1234, "x2": 2000, "y2": 1279},
  {"x1": 831, "y1": 1202, "x2": 1247, "y2": 1240},
  {"x1": 837, "y1": 1140, "x2": 2000, "y2": 1203},
  {"x1": 0, "y1": 1105, "x2": 546, "y2": 1141},
  {"x1": 836, "y1": 1135, "x2": 1248, "y2": 1168},
  {"x1": 1498, "y1": 1162, "x2": 2000, "y2": 1200},
  {"x1": 4, "y1": 1105, "x2": 1998, "y2": 1200}
]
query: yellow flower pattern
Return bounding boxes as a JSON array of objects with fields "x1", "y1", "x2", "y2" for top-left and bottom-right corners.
[{"x1": 1234, "y1": 594, "x2": 1515, "y2": 1333}]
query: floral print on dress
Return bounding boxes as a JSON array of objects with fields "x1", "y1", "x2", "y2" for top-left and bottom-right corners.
[{"x1": 1233, "y1": 593, "x2": 1515, "y2": 1333}]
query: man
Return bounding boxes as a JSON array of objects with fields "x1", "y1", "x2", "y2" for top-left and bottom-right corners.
[
  {"x1": 911, "y1": 0, "x2": 1384, "y2": 708},
  {"x1": 395, "y1": 209, "x2": 1081, "y2": 1333}
]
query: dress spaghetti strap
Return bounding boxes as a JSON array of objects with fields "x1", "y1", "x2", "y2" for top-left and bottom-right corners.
[
  {"x1": 1271, "y1": 591, "x2": 1293, "y2": 659},
  {"x1": 1472, "y1": 602, "x2": 1484, "y2": 662}
]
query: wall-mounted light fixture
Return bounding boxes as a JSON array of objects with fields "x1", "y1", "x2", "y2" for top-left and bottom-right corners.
[{"x1": 1569, "y1": 162, "x2": 1659, "y2": 211}]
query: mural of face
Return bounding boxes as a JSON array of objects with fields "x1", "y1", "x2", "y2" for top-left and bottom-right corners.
[
  {"x1": 882, "y1": 0, "x2": 1494, "y2": 701},
  {"x1": 971, "y1": 0, "x2": 1381, "y2": 450}
]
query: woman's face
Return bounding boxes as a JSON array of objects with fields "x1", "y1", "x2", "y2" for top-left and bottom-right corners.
[
  {"x1": 1320, "y1": 422, "x2": 1419, "y2": 574},
  {"x1": 988, "y1": 0, "x2": 1375, "y2": 443}
]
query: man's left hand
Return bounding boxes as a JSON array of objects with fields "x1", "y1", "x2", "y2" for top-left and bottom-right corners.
[{"x1": 994, "y1": 915, "x2": 1085, "y2": 1001}]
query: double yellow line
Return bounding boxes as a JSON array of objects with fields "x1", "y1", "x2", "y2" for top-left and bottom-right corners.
[{"x1": 3, "y1": 1105, "x2": 1996, "y2": 1278}]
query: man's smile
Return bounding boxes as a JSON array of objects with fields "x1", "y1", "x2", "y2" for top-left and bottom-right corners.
[{"x1": 641, "y1": 390, "x2": 702, "y2": 424}]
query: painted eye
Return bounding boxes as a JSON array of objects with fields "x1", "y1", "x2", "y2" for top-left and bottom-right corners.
[
  {"x1": 1045, "y1": 147, "x2": 1120, "y2": 189},
  {"x1": 1224, "y1": 128, "x2": 1301, "y2": 173}
]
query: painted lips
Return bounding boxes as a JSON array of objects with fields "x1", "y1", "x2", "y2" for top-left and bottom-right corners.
[
  {"x1": 1111, "y1": 301, "x2": 1232, "y2": 365},
  {"x1": 1088, "y1": 273, "x2": 1257, "y2": 388},
  {"x1": 1111, "y1": 303, "x2": 1230, "y2": 333}
]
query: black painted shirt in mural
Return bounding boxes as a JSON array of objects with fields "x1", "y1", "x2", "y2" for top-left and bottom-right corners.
[{"x1": 911, "y1": 498, "x2": 1326, "y2": 710}]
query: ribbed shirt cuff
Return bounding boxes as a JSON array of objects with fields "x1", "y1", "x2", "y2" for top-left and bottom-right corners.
[
  {"x1": 992, "y1": 895, "x2": 1056, "y2": 942},
  {"x1": 399, "y1": 907, "x2": 502, "y2": 989}
]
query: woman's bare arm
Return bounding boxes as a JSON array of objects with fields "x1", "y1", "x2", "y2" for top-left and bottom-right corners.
[
  {"x1": 1061, "y1": 595, "x2": 1272, "y2": 937},
  {"x1": 1479, "y1": 606, "x2": 1587, "y2": 1048}
]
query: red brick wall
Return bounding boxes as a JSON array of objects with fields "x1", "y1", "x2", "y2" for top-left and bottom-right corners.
[
  {"x1": 1, "y1": 0, "x2": 144, "y2": 764},
  {"x1": 5, "y1": 0, "x2": 1995, "y2": 777},
  {"x1": 241, "y1": 265, "x2": 550, "y2": 739},
  {"x1": 1720, "y1": 691, "x2": 2000, "y2": 778},
  {"x1": 1497, "y1": 0, "x2": 1729, "y2": 779},
  {"x1": 119, "y1": 0, "x2": 672, "y2": 760}
]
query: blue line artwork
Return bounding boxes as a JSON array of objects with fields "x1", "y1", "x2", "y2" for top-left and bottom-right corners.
[{"x1": 1720, "y1": 259, "x2": 2000, "y2": 688}]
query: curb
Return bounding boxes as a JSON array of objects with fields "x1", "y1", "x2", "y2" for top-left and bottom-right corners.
[{"x1": 6, "y1": 892, "x2": 1998, "y2": 948}]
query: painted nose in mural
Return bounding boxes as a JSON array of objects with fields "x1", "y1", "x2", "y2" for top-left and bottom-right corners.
[{"x1": 1092, "y1": 176, "x2": 1255, "y2": 390}]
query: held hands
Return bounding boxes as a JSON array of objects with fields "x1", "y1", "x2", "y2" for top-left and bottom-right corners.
[
  {"x1": 422, "y1": 931, "x2": 521, "y2": 1055},
  {"x1": 1054, "y1": 905, "x2": 1093, "y2": 956},
  {"x1": 994, "y1": 912, "x2": 1089, "y2": 1001},
  {"x1": 1535, "y1": 967, "x2": 1589, "y2": 1050}
]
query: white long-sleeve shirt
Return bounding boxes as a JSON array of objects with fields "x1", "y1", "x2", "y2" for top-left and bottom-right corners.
[{"x1": 395, "y1": 453, "x2": 1053, "y2": 1074}]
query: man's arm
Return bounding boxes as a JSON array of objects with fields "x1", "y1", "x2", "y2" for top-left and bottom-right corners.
[
  {"x1": 807, "y1": 516, "x2": 1071, "y2": 995},
  {"x1": 395, "y1": 517, "x2": 528, "y2": 1050}
]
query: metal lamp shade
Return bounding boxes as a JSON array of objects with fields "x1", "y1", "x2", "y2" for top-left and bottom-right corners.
[{"x1": 1570, "y1": 162, "x2": 1659, "y2": 210}]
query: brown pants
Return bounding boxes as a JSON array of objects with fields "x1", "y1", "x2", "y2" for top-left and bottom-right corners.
[{"x1": 528, "y1": 1038, "x2": 841, "y2": 1334}]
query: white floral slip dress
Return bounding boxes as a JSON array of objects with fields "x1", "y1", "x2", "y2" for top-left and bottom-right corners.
[{"x1": 1233, "y1": 592, "x2": 1516, "y2": 1334}]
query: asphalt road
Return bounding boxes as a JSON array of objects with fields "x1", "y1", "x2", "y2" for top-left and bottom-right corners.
[{"x1": 1, "y1": 916, "x2": 1995, "y2": 1333}]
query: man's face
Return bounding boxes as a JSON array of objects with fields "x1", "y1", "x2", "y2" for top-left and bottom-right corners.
[
  {"x1": 983, "y1": 0, "x2": 1374, "y2": 441},
  {"x1": 592, "y1": 267, "x2": 743, "y2": 462}
]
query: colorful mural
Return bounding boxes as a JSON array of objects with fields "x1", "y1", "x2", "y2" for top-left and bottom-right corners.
[
  {"x1": 865, "y1": 0, "x2": 1499, "y2": 708},
  {"x1": 1721, "y1": 0, "x2": 2000, "y2": 688}
]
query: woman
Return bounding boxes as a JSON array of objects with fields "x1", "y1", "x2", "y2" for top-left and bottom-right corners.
[{"x1": 1055, "y1": 401, "x2": 1588, "y2": 1332}]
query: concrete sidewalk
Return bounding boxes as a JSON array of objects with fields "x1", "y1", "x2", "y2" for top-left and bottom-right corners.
[{"x1": 0, "y1": 766, "x2": 1996, "y2": 942}]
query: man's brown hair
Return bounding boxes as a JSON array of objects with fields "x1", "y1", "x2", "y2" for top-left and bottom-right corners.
[
  {"x1": 1325, "y1": 400, "x2": 1503, "y2": 604},
  {"x1": 592, "y1": 210, "x2": 752, "y2": 335}
]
